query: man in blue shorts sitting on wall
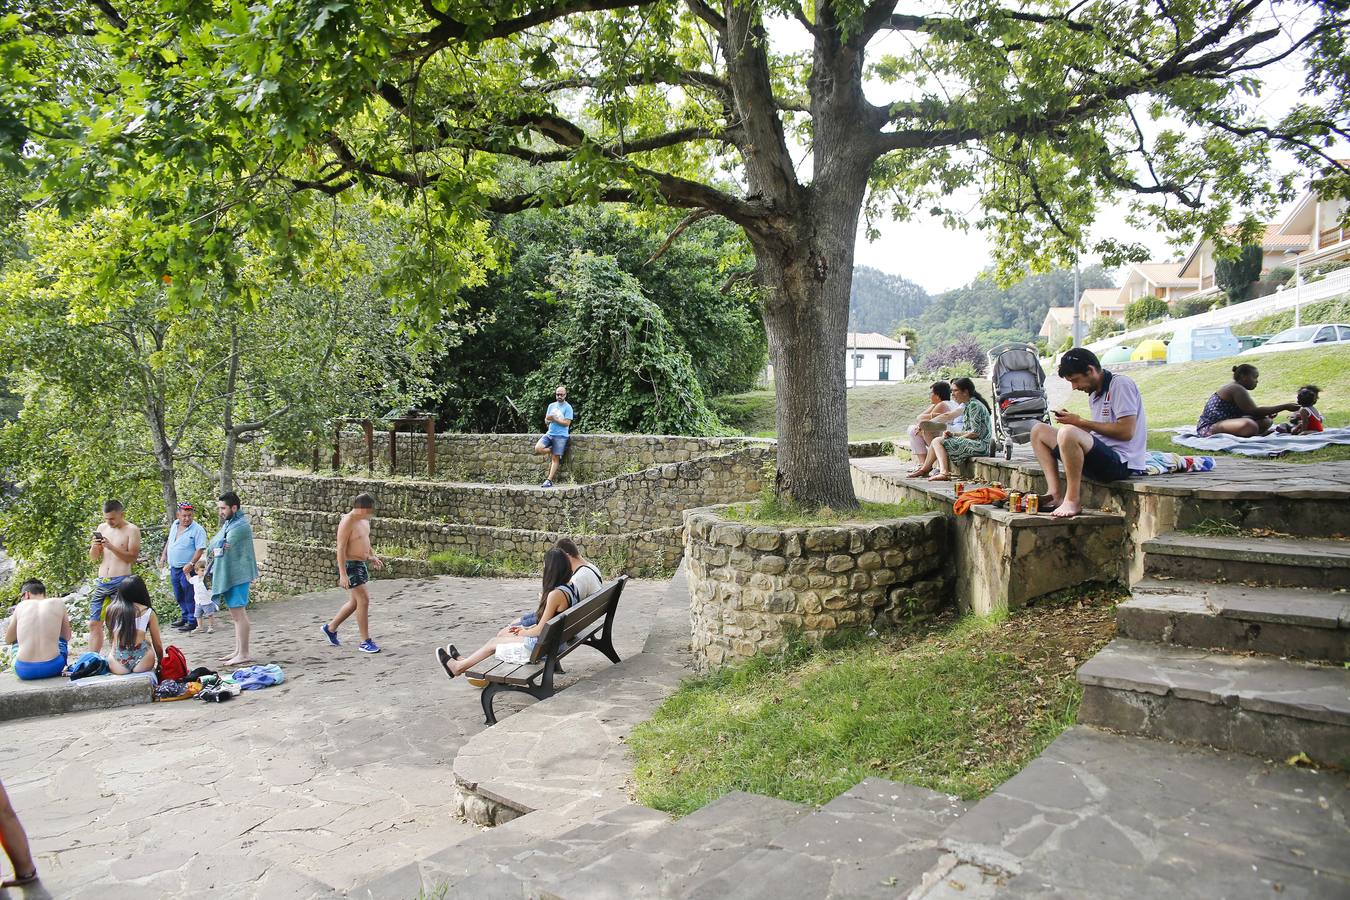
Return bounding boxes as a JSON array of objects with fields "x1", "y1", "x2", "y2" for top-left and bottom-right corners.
[
  {"x1": 533, "y1": 385, "x2": 573, "y2": 488},
  {"x1": 1029, "y1": 348, "x2": 1149, "y2": 518}
]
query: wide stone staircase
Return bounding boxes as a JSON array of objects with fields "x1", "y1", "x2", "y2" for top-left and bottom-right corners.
[{"x1": 344, "y1": 459, "x2": 1350, "y2": 899}]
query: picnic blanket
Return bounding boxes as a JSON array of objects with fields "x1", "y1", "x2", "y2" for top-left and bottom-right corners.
[
  {"x1": 1168, "y1": 426, "x2": 1350, "y2": 458},
  {"x1": 1143, "y1": 451, "x2": 1215, "y2": 475}
]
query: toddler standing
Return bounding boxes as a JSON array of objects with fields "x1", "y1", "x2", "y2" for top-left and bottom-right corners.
[{"x1": 188, "y1": 561, "x2": 218, "y2": 634}]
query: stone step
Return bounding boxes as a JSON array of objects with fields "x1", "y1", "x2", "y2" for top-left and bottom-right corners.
[
  {"x1": 673, "y1": 790, "x2": 811, "y2": 845},
  {"x1": 1118, "y1": 579, "x2": 1350, "y2": 662},
  {"x1": 1076, "y1": 638, "x2": 1350, "y2": 764},
  {"x1": 925, "y1": 725, "x2": 1350, "y2": 898},
  {"x1": 1142, "y1": 532, "x2": 1350, "y2": 590},
  {"x1": 682, "y1": 778, "x2": 969, "y2": 900}
]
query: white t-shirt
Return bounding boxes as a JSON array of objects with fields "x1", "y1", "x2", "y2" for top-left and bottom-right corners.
[
  {"x1": 569, "y1": 562, "x2": 604, "y2": 600},
  {"x1": 189, "y1": 574, "x2": 212, "y2": 606}
]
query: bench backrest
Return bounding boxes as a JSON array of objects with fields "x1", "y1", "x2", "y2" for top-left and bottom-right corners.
[{"x1": 529, "y1": 576, "x2": 627, "y2": 664}]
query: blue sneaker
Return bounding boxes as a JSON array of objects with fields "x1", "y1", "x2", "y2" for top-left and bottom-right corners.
[
  {"x1": 358, "y1": 639, "x2": 381, "y2": 654},
  {"x1": 541, "y1": 479, "x2": 553, "y2": 488},
  {"x1": 321, "y1": 624, "x2": 340, "y2": 646}
]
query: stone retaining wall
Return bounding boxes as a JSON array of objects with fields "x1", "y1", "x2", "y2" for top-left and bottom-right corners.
[
  {"x1": 240, "y1": 446, "x2": 773, "y2": 534},
  {"x1": 683, "y1": 506, "x2": 949, "y2": 671},
  {"x1": 328, "y1": 432, "x2": 767, "y2": 483},
  {"x1": 251, "y1": 511, "x2": 683, "y2": 597}
]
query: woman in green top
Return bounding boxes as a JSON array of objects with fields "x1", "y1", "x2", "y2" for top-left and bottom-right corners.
[{"x1": 929, "y1": 377, "x2": 994, "y2": 482}]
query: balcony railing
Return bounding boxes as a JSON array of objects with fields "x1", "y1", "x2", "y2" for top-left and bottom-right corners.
[{"x1": 1318, "y1": 226, "x2": 1346, "y2": 248}]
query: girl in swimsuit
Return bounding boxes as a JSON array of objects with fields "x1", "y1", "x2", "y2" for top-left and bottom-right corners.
[
  {"x1": 436, "y1": 548, "x2": 579, "y2": 679},
  {"x1": 104, "y1": 576, "x2": 164, "y2": 675},
  {"x1": 1195, "y1": 364, "x2": 1299, "y2": 438}
]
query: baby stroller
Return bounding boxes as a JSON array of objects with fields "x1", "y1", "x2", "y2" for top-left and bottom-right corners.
[{"x1": 988, "y1": 341, "x2": 1050, "y2": 459}]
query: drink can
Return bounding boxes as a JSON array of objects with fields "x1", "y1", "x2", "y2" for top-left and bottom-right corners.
[
  {"x1": 1009, "y1": 491, "x2": 1022, "y2": 512},
  {"x1": 1026, "y1": 494, "x2": 1040, "y2": 514},
  {"x1": 954, "y1": 481, "x2": 965, "y2": 496}
]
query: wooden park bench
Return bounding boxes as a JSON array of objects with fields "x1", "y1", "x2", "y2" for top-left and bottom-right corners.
[{"x1": 467, "y1": 576, "x2": 627, "y2": 725}]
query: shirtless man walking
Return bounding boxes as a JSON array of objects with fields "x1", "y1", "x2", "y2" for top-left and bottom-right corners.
[
  {"x1": 4, "y1": 580, "x2": 72, "y2": 681},
  {"x1": 88, "y1": 499, "x2": 141, "y2": 654},
  {"x1": 320, "y1": 493, "x2": 384, "y2": 653}
]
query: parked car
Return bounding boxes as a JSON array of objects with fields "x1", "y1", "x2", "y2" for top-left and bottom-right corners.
[
  {"x1": 1168, "y1": 326, "x2": 1240, "y2": 364},
  {"x1": 1239, "y1": 323, "x2": 1350, "y2": 355}
]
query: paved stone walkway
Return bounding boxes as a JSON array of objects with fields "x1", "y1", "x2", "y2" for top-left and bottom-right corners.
[{"x1": 0, "y1": 576, "x2": 665, "y2": 899}]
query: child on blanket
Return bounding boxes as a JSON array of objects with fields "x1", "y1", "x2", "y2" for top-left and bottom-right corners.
[{"x1": 1275, "y1": 385, "x2": 1323, "y2": 435}]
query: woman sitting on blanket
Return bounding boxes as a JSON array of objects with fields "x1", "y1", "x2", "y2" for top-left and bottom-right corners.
[
  {"x1": 1195, "y1": 364, "x2": 1300, "y2": 438},
  {"x1": 436, "y1": 548, "x2": 579, "y2": 680}
]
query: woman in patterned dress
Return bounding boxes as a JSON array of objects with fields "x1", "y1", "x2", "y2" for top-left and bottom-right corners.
[{"x1": 929, "y1": 377, "x2": 994, "y2": 482}]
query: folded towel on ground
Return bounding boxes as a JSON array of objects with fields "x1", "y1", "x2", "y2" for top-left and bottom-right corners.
[
  {"x1": 1168, "y1": 426, "x2": 1350, "y2": 458},
  {"x1": 229, "y1": 663, "x2": 285, "y2": 690},
  {"x1": 1143, "y1": 451, "x2": 1216, "y2": 475}
]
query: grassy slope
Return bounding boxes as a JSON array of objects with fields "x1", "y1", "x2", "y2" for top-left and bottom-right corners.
[
  {"x1": 715, "y1": 379, "x2": 994, "y2": 442},
  {"x1": 1058, "y1": 345, "x2": 1350, "y2": 462},
  {"x1": 629, "y1": 588, "x2": 1120, "y2": 813}
]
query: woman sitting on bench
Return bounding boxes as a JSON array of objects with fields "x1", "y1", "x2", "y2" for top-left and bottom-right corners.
[{"x1": 437, "y1": 548, "x2": 578, "y2": 679}]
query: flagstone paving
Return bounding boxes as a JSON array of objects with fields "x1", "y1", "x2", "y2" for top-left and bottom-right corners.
[{"x1": 0, "y1": 575, "x2": 666, "y2": 899}]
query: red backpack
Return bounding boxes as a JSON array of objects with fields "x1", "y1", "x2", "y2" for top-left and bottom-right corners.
[{"x1": 159, "y1": 645, "x2": 188, "y2": 682}]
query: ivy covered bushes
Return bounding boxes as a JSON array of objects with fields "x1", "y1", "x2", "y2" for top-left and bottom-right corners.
[{"x1": 522, "y1": 253, "x2": 727, "y2": 436}]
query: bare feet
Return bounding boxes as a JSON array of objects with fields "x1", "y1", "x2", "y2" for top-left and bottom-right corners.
[
  {"x1": 222, "y1": 656, "x2": 254, "y2": 667},
  {"x1": 1051, "y1": 500, "x2": 1080, "y2": 519}
]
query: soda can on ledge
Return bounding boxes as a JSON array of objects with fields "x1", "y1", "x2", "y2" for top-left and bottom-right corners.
[
  {"x1": 1008, "y1": 491, "x2": 1022, "y2": 512},
  {"x1": 954, "y1": 481, "x2": 966, "y2": 497},
  {"x1": 1026, "y1": 494, "x2": 1040, "y2": 514}
]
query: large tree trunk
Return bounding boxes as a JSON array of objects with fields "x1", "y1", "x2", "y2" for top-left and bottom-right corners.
[{"x1": 755, "y1": 186, "x2": 868, "y2": 510}]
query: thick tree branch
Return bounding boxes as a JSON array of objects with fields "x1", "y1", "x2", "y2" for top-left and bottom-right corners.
[
  {"x1": 414, "y1": 1, "x2": 655, "y2": 53},
  {"x1": 685, "y1": 0, "x2": 727, "y2": 33},
  {"x1": 88, "y1": 0, "x2": 127, "y2": 31}
]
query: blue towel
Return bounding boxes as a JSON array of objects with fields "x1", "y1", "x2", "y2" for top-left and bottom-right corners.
[
  {"x1": 229, "y1": 663, "x2": 285, "y2": 690},
  {"x1": 68, "y1": 652, "x2": 109, "y2": 680}
]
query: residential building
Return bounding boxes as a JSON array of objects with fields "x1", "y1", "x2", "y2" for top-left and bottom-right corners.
[
  {"x1": 1272, "y1": 172, "x2": 1350, "y2": 268},
  {"x1": 1038, "y1": 306, "x2": 1076, "y2": 346},
  {"x1": 1177, "y1": 225, "x2": 1310, "y2": 300},
  {"x1": 1119, "y1": 261, "x2": 1193, "y2": 306},
  {"x1": 845, "y1": 332, "x2": 909, "y2": 386},
  {"x1": 1079, "y1": 288, "x2": 1126, "y2": 323}
]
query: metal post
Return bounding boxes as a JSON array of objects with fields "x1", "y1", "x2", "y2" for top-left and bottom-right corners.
[
  {"x1": 1071, "y1": 262, "x2": 1082, "y2": 347},
  {"x1": 425, "y1": 417, "x2": 437, "y2": 478},
  {"x1": 1295, "y1": 258, "x2": 1302, "y2": 328}
]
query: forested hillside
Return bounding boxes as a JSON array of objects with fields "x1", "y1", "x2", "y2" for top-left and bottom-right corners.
[
  {"x1": 849, "y1": 266, "x2": 931, "y2": 334},
  {"x1": 916, "y1": 265, "x2": 1116, "y2": 359}
]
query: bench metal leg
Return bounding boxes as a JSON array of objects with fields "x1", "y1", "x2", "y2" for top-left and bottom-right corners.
[
  {"x1": 584, "y1": 634, "x2": 621, "y2": 664},
  {"x1": 480, "y1": 682, "x2": 558, "y2": 727}
]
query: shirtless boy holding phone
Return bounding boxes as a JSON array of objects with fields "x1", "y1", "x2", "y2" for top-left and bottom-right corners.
[
  {"x1": 320, "y1": 493, "x2": 384, "y2": 654},
  {"x1": 88, "y1": 500, "x2": 140, "y2": 653}
]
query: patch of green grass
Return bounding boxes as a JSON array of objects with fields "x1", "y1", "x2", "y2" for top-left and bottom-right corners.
[
  {"x1": 629, "y1": 588, "x2": 1122, "y2": 813},
  {"x1": 715, "y1": 379, "x2": 993, "y2": 443},
  {"x1": 1230, "y1": 293, "x2": 1350, "y2": 337},
  {"x1": 722, "y1": 497, "x2": 929, "y2": 526},
  {"x1": 426, "y1": 549, "x2": 536, "y2": 578},
  {"x1": 1184, "y1": 519, "x2": 1245, "y2": 537},
  {"x1": 1058, "y1": 345, "x2": 1350, "y2": 462}
]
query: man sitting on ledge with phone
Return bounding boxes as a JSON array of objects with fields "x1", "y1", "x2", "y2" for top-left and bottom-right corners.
[{"x1": 1029, "y1": 347, "x2": 1149, "y2": 519}]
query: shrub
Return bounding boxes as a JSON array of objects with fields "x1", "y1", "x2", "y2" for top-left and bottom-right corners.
[
  {"x1": 1171, "y1": 294, "x2": 1218, "y2": 319},
  {"x1": 1056, "y1": 334, "x2": 1074, "y2": 353},
  {"x1": 1264, "y1": 266, "x2": 1295, "y2": 285},
  {"x1": 1125, "y1": 296, "x2": 1169, "y2": 327},
  {"x1": 921, "y1": 336, "x2": 987, "y2": 375},
  {"x1": 1087, "y1": 317, "x2": 1124, "y2": 341},
  {"x1": 1214, "y1": 244, "x2": 1263, "y2": 302}
]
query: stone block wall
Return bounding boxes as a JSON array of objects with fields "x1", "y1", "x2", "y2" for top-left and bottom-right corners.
[
  {"x1": 250, "y1": 509, "x2": 683, "y2": 597},
  {"x1": 239, "y1": 446, "x2": 773, "y2": 534},
  {"x1": 327, "y1": 432, "x2": 768, "y2": 483},
  {"x1": 684, "y1": 507, "x2": 950, "y2": 671}
]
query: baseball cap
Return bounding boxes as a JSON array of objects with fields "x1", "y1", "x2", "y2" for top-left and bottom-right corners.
[{"x1": 177, "y1": 501, "x2": 194, "y2": 510}]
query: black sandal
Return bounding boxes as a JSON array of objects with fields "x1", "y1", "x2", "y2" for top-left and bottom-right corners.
[{"x1": 2, "y1": 871, "x2": 38, "y2": 888}]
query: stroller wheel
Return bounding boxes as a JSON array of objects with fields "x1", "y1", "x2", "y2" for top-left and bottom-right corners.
[{"x1": 1004, "y1": 441, "x2": 1013, "y2": 460}]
